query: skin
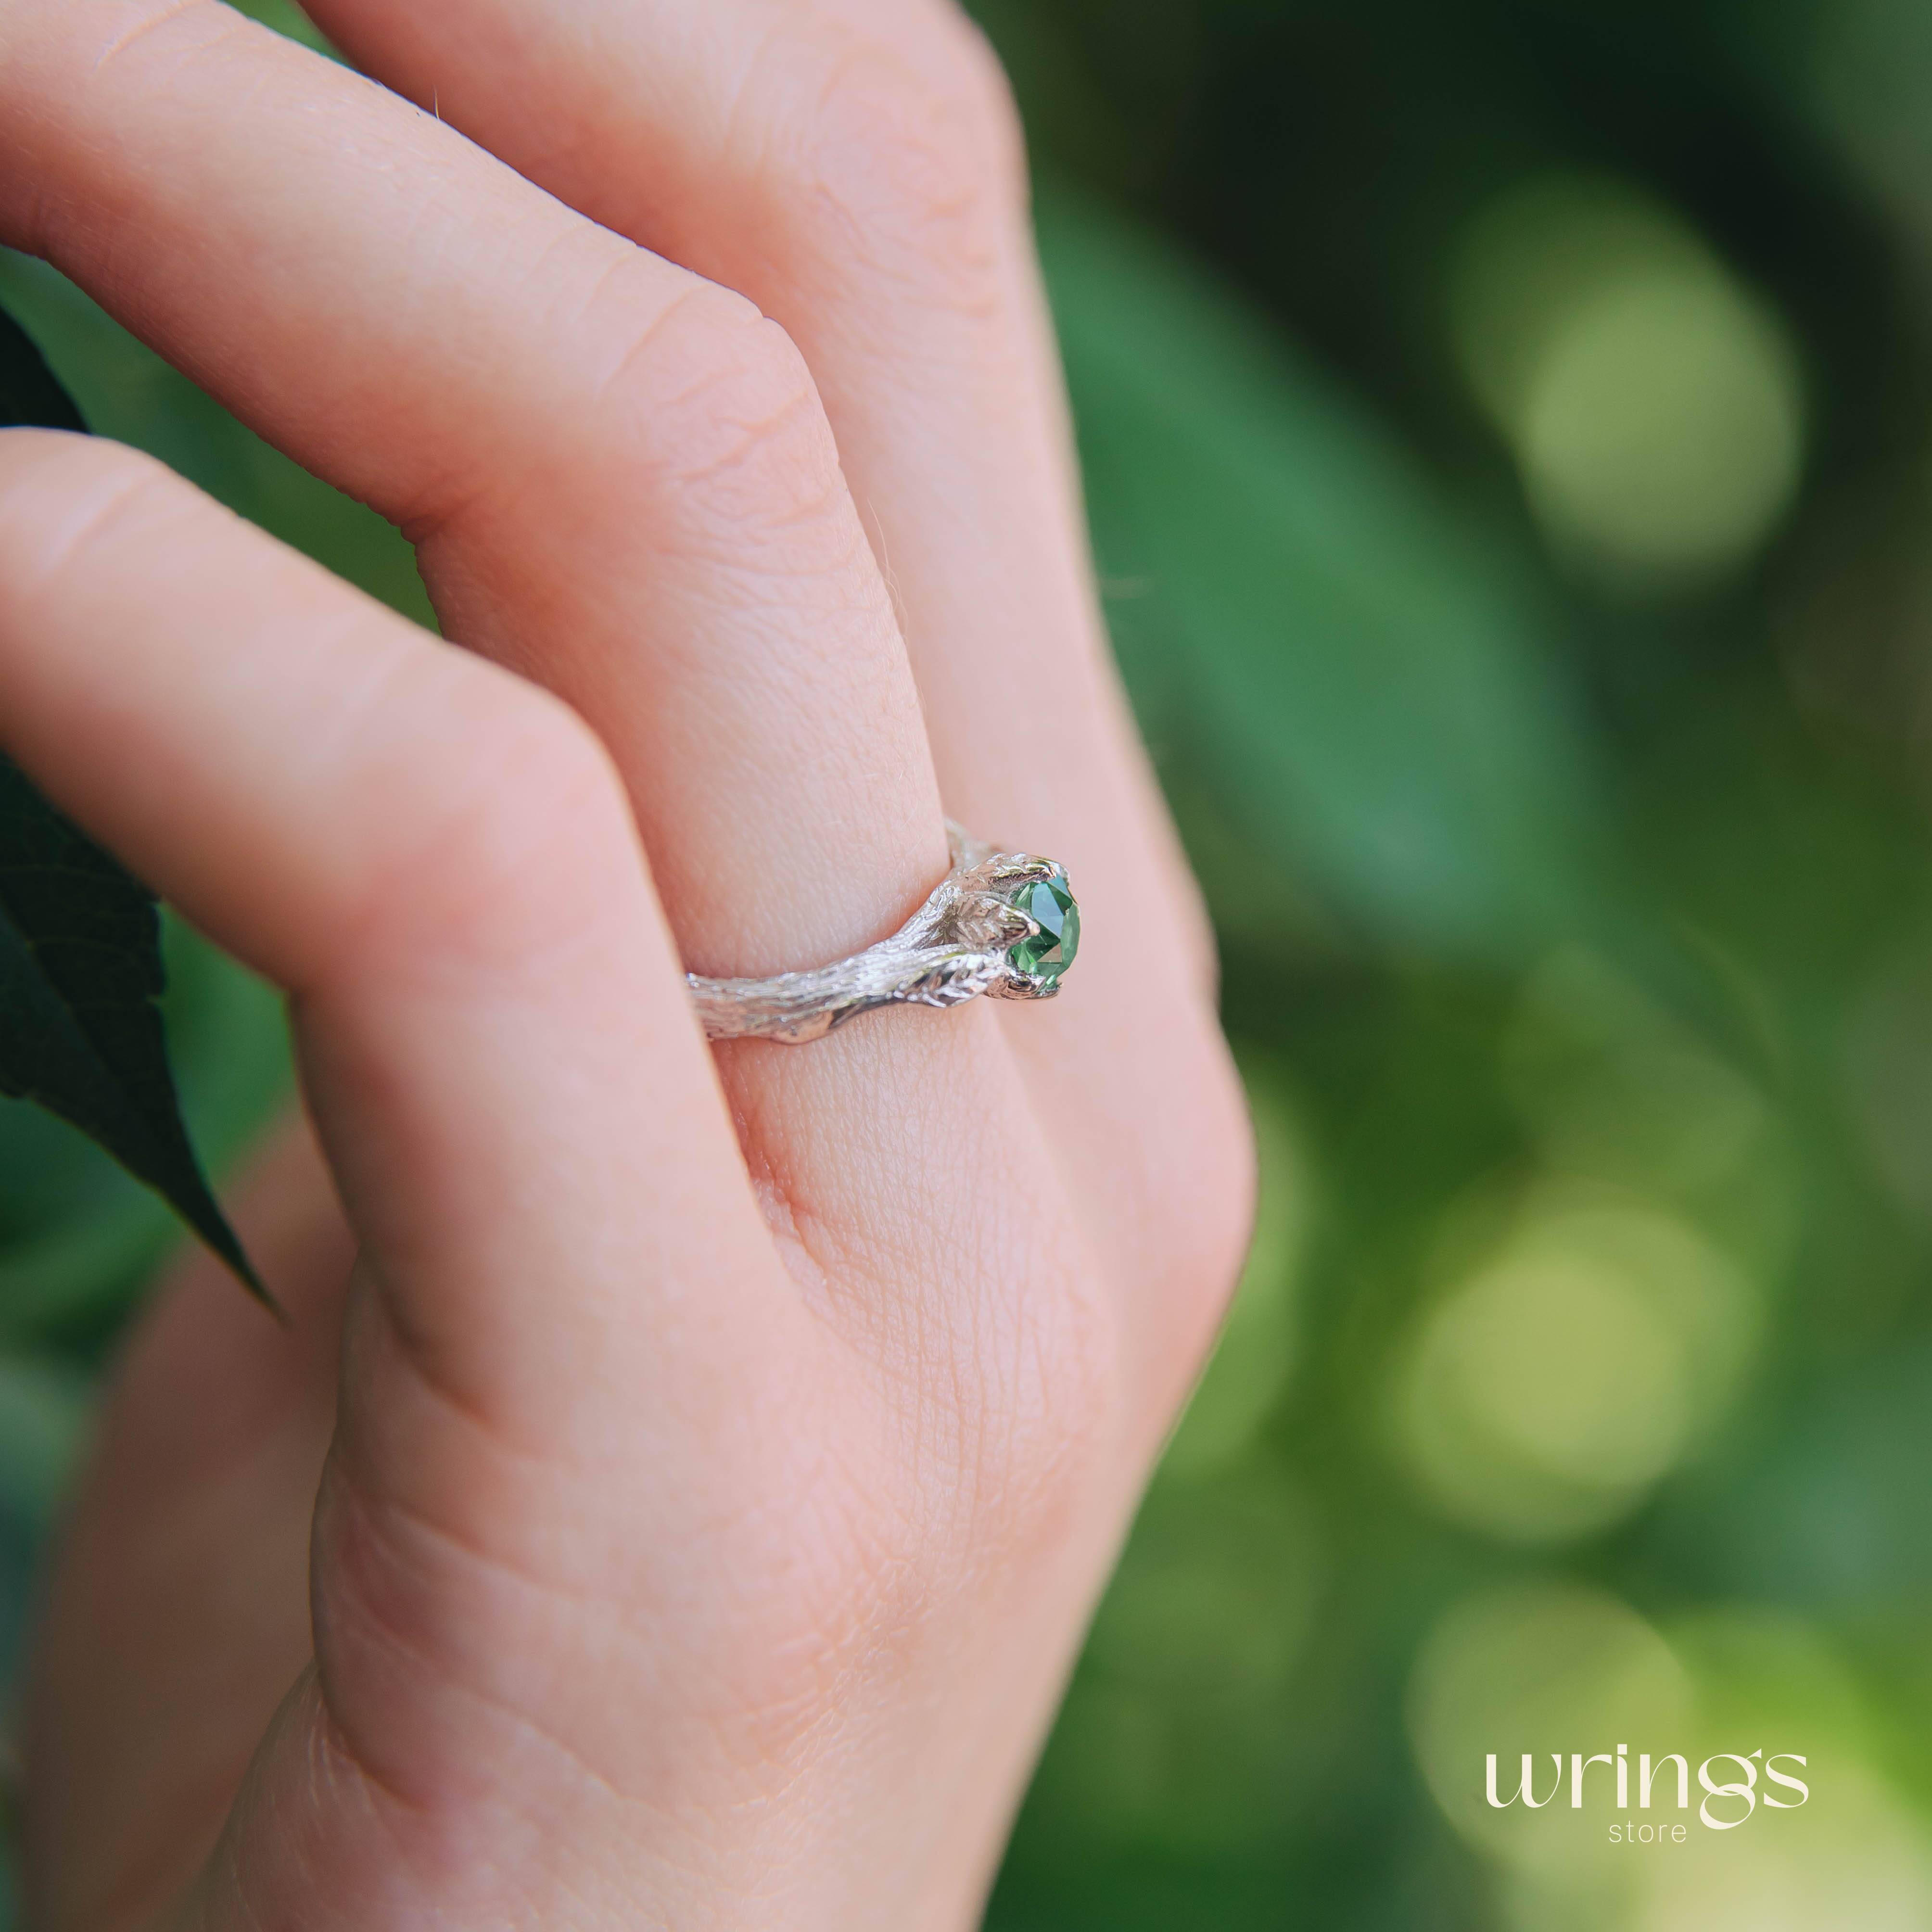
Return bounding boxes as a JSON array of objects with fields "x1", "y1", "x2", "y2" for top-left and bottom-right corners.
[{"x1": 0, "y1": 2, "x2": 1254, "y2": 1927}]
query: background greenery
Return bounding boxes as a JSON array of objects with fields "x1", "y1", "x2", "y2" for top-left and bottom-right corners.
[{"x1": 3, "y1": 0, "x2": 1931, "y2": 1924}]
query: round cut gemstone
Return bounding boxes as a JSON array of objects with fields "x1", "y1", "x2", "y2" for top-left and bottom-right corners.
[{"x1": 1009, "y1": 878, "x2": 1079, "y2": 988}]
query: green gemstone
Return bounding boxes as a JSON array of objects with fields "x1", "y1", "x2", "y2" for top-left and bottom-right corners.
[{"x1": 1009, "y1": 878, "x2": 1080, "y2": 988}]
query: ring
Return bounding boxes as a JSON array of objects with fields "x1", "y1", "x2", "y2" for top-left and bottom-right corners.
[{"x1": 688, "y1": 824, "x2": 1079, "y2": 1044}]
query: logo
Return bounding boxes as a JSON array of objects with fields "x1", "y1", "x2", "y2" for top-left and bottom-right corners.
[{"x1": 1486, "y1": 1746, "x2": 1810, "y2": 1840}]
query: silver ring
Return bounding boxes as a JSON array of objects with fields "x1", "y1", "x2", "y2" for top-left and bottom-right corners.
[{"x1": 688, "y1": 823, "x2": 1079, "y2": 1044}]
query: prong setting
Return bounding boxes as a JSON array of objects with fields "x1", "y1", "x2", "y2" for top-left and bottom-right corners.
[{"x1": 687, "y1": 824, "x2": 1079, "y2": 1041}]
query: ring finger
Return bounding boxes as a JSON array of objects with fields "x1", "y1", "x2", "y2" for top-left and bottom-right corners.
[{"x1": 289, "y1": 0, "x2": 1247, "y2": 1376}]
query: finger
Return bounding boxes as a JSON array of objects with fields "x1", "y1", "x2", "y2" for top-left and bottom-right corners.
[
  {"x1": 0, "y1": 0, "x2": 947, "y2": 976},
  {"x1": 295, "y1": 0, "x2": 1248, "y2": 1358},
  {"x1": 24, "y1": 1119, "x2": 349, "y2": 1932},
  {"x1": 0, "y1": 429, "x2": 788, "y2": 1436}
]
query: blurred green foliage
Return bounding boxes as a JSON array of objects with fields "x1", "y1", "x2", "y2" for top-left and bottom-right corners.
[{"x1": 3, "y1": 0, "x2": 1932, "y2": 1926}]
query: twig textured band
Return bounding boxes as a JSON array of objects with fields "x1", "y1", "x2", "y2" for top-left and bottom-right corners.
[{"x1": 688, "y1": 824, "x2": 1079, "y2": 1044}]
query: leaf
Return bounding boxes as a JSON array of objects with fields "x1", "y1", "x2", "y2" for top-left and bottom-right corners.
[
  {"x1": 0, "y1": 915, "x2": 293, "y2": 1347},
  {"x1": 1038, "y1": 187, "x2": 1610, "y2": 963},
  {"x1": 0, "y1": 758, "x2": 265, "y2": 1303},
  {"x1": 0, "y1": 305, "x2": 265, "y2": 1304},
  {"x1": 0, "y1": 304, "x2": 85, "y2": 436}
]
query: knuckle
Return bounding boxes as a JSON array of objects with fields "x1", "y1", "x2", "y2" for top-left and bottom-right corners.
[
  {"x1": 817, "y1": 64, "x2": 1014, "y2": 289},
  {"x1": 748, "y1": 12, "x2": 1025, "y2": 311},
  {"x1": 605, "y1": 294, "x2": 852, "y2": 550}
]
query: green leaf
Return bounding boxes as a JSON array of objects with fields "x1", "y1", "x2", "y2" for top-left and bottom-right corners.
[
  {"x1": 0, "y1": 758, "x2": 265, "y2": 1303},
  {"x1": 0, "y1": 304, "x2": 85, "y2": 436},
  {"x1": 0, "y1": 305, "x2": 265, "y2": 1304},
  {"x1": 0, "y1": 915, "x2": 293, "y2": 1347},
  {"x1": 1039, "y1": 188, "x2": 1608, "y2": 963}
]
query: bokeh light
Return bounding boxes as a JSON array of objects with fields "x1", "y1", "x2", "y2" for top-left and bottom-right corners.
[
  {"x1": 1631, "y1": 1612, "x2": 1932, "y2": 1932},
  {"x1": 1392, "y1": 1188, "x2": 1760, "y2": 1541},
  {"x1": 1451, "y1": 175, "x2": 1805, "y2": 595},
  {"x1": 1408, "y1": 1580, "x2": 1692, "y2": 1881},
  {"x1": 1412, "y1": 1591, "x2": 1932, "y2": 1932}
]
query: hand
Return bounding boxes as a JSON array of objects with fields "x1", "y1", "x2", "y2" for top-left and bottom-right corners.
[{"x1": 0, "y1": 3, "x2": 1252, "y2": 1927}]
